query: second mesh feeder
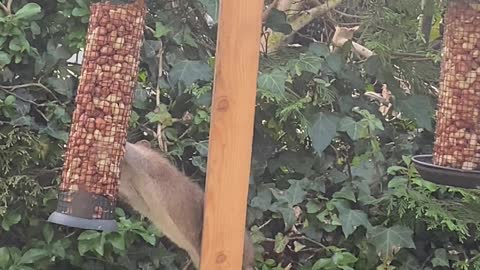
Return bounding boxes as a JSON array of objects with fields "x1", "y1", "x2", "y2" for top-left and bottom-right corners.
[
  {"x1": 413, "y1": 0, "x2": 480, "y2": 189},
  {"x1": 48, "y1": 1, "x2": 146, "y2": 231}
]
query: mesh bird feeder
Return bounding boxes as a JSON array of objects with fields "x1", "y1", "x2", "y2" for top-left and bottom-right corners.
[
  {"x1": 48, "y1": 0, "x2": 146, "y2": 231},
  {"x1": 413, "y1": 0, "x2": 480, "y2": 188}
]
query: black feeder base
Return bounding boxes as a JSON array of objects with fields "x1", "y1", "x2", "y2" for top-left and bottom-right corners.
[
  {"x1": 48, "y1": 212, "x2": 117, "y2": 232},
  {"x1": 412, "y1": 154, "x2": 480, "y2": 190},
  {"x1": 48, "y1": 191, "x2": 118, "y2": 232}
]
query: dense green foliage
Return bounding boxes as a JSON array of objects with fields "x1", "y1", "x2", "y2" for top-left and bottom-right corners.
[{"x1": 1, "y1": 0, "x2": 480, "y2": 269}]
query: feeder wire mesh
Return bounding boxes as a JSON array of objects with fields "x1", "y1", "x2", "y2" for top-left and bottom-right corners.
[
  {"x1": 56, "y1": 1, "x2": 146, "y2": 220},
  {"x1": 433, "y1": 0, "x2": 480, "y2": 172}
]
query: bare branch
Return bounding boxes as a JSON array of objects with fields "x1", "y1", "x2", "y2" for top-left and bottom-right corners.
[
  {"x1": 290, "y1": 0, "x2": 343, "y2": 33},
  {"x1": 6, "y1": 0, "x2": 12, "y2": 13},
  {"x1": 155, "y1": 42, "x2": 168, "y2": 152},
  {"x1": 0, "y1": 1, "x2": 10, "y2": 14}
]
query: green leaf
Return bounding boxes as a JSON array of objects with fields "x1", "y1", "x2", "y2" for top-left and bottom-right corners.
[
  {"x1": 4, "y1": 95, "x2": 15, "y2": 106},
  {"x1": 274, "y1": 233, "x2": 289, "y2": 253},
  {"x1": 257, "y1": 69, "x2": 287, "y2": 98},
  {"x1": 42, "y1": 224, "x2": 54, "y2": 244},
  {"x1": 287, "y1": 53, "x2": 323, "y2": 75},
  {"x1": 325, "y1": 54, "x2": 345, "y2": 73},
  {"x1": 431, "y1": 248, "x2": 449, "y2": 267},
  {"x1": 396, "y1": 95, "x2": 434, "y2": 131},
  {"x1": 367, "y1": 225, "x2": 416, "y2": 259},
  {"x1": 155, "y1": 22, "x2": 171, "y2": 38},
  {"x1": 107, "y1": 233, "x2": 126, "y2": 251},
  {"x1": 30, "y1": 22, "x2": 41, "y2": 36},
  {"x1": 271, "y1": 180, "x2": 307, "y2": 207},
  {"x1": 71, "y1": 7, "x2": 89, "y2": 17},
  {"x1": 277, "y1": 206, "x2": 296, "y2": 230},
  {"x1": 1, "y1": 211, "x2": 21, "y2": 231},
  {"x1": 9, "y1": 36, "x2": 29, "y2": 52},
  {"x1": 169, "y1": 60, "x2": 213, "y2": 87},
  {"x1": 250, "y1": 187, "x2": 272, "y2": 211},
  {"x1": 309, "y1": 43, "x2": 330, "y2": 58},
  {"x1": 0, "y1": 247, "x2": 10, "y2": 268},
  {"x1": 306, "y1": 201, "x2": 322, "y2": 214},
  {"x1": 308, "y1": 112, "x2": 339, "y2": 154},
  {"x1": 0, "y1": 52, "x2": 11, "y2": 67},
  {"x1": 333, "y1": 186, "x2": 356, "y2": 202},
  {"x1": 198, "y1": 0, "x2": 219, "y2": 22},
  {"x1": 78, "y1": 230, "x2": 101, "y2": 241},
  {"x1": 19, "y1": 249, "x2": 48, "y2": 264},
  {"x1": 338, "y1": 117, "x2": 368, "y2": 140},
  {"x1": 146, "y1": 104, "x2": 173, "y2": 126},
  {"x1": 265, "y1": 9, "x2": 292, "y2": 34},
  {"x1": 136, "y1": 231, "x2": 156, "y2": 246},
  {"x1": 285, "y1": 180, "x2": 307, "y2": 206},
  {"x1": 334, "y1": 202, "x2": 371, "y2": 238},
  {"x1": 46, "y1": 77, "x2": 73, "y2": 97},
  {"x1": 14, "y1": 3, "x2": 41, "y2": 20}
]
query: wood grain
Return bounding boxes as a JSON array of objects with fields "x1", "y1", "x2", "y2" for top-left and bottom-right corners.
[{"x1": 199, "y1": 1, "x2": 263, "y2": 269}]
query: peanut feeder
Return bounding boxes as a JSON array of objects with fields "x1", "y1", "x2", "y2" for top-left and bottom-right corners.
[
  {"x1": 413, "y1": 0, "x2": 480, "y2": 188},
  {"x1": 48, "y1": 1, "x2": 146, "y2": 231}
]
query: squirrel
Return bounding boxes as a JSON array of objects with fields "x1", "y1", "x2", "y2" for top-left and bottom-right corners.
[{"x1": 118, "y1": 140, "x2": 255, "y2": 269}]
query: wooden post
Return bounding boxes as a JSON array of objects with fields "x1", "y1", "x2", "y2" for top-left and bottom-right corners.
[{"x1": 200, "y1": 1, "x2": 263, "y2": 270}]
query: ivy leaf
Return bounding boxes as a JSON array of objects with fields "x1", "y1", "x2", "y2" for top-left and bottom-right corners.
[
  {"x1": 78, "y1": 231, "x2": 101, "y2": 241},
  {"x1": 0, "y1": 52, "x2": 11, "y2": 67},
  {"x1": 431, "y1": 248, "x2": 449, "y2": 267},
  {"x1": 14, "y1": 3, "x2": 41, "y2": 20},
  {"x1": 250, "y1": 187, "x2": 272, "y2": 211},
  {"x1": 285, "y1": 180, "x2": 307, "y2": 206},
  {"x1": 154, "y1": 22, "x2": 171, "y2": 38},
  {"x1": 9, "y1": 36, "x2": 29, "y2": 52},
  {"x1": 287, "y1": 53, "x2": 323, "y2": 75},
  {"x1": 1, "y1": 211, "x2": 21, "y2": 231},
  {"x1": 277, "y1": 206, "x2": 296, "y2": 230},
  {"x1": 146, "y1": 104, "x2": 173, "y2": 126},
  {"x1": 332, "y1": 186, "x2": 356, "y2": 202},
  {"x1": 397, "y1": 95, "x2": 434, "y2": 131},
  {"x1": 338, "y1": 117, "x2": 368, "y2": 140},
  {"x1": 271, "y1": 181, "x2": 307, "y2": 207},
  {"x1": 107, "y1": 232, "x2": 125, "y2": 251},
  {"x1": 18, "y1": 249, "x2": 48, "y2": 264},
  {"x1": 136, "y1": 231, "x2": 156, "y2": 246},
  {"x1": 169, "y1": 60, "x2": 213, "y2": 87},
  {"x1": 46, "y1": 77, "x2": 73, "y2": 98},
  {"x1": 265, "y1": 9, "x2": 292, "y2": 34},
  {"x1": 257, "y1": 69, "x2": 287, "y2": 97},
  {"x1": 367, "y1": 225, "x2": 416, "y2": 259},
  {"x1": 0, "y1": 247, "x2": 10, "y2": 268},
  {"x1": 325, "y1": 53, "x2": 345, "y2": 73},
  {"x1": 72, "y1": 7, "x2": 89, "y2": 17},
  {"x1": 334, "y1": 202, "x2": 371, "y2": 238},
  {"x1": 308, "y1": 112, "x2": 339, "y2": 154},
  {"x1": 274, "y1": 233, "x2": 289, "y2": 253},
  {"x1": 198, "y1": 0, "x2": 219, "y2": 23},
  {"x1": 42, "y1": 224, "x2": 54, "y2": 244},
  {"x1": 308, "y1": 43, "x2": 330, "y2": 58}
]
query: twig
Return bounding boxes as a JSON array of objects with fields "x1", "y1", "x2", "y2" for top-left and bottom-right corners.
[
  {"x1": 0, "y1": 2, "x2": 10, "y2": 14},
  {"x1": 155, "y1": 42, "x2": 168, "y2": 152},
  {"x1": 0, "y1": 82, "x2": 59, "y2": 100},
  {"x1": 6, "y1": 0, "x2": 12, "y2": 13},
  {"x1": 333, "y1": 9, "x2": 368, "y2": 19}
]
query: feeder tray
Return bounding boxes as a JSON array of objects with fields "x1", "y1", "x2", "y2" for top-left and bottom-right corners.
[{"x1": 412, "y1": 155, "x2": 480, "y2": 189}]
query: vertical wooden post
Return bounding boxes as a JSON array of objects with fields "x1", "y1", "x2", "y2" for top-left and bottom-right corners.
[{"x1": 200, "y1": 1, "x2": 263, "y2": 270}]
